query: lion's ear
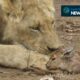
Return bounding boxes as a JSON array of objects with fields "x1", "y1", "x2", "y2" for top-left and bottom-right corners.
[
  {"x1": 0, "y1": 0, "x2": 15, "y2": 13},
  {"x1": 0, "y1": 0, "x2": 23, "y2": 22},
  {"x1": 0, "y1": 0, "x2": 20, "y2": 13}
]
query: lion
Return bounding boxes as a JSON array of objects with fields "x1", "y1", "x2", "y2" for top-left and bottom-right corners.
[
  {"x1": 0, "y1": 0, "x2": 63, "y2": 54},
  {"x1": 0, "y1": 0, "x2": 68, "y2": 73}
]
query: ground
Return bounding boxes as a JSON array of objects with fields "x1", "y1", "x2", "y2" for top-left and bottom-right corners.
[{"x1": 0, "y1": 0, "x2": 80, "y2": 80}]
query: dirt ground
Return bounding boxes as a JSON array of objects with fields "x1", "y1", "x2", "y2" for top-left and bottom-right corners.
[{"x1": 0, "y1": 0, "x2": 80, "y2": 80}]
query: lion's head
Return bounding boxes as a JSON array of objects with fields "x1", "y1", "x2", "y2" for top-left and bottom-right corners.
[{"x1": 0, "y1": 0, "x2": 63, "y2": 54}]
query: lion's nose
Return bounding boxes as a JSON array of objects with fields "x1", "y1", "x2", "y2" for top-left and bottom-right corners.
[{"x1": 47, "y1": 46, "x2": 58, "y2": 52}]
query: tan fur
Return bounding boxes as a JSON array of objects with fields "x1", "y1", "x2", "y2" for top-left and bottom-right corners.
[
  {"x1": 0, "y1": 0, "x2": 23, "y2": 22},
  {"x1": 0, "y1": 0, "x2": 62, "y2": 69},
  {"x1": 0, "y1": 0, "x2": 63, "y2": 71},
  {"x1": 0, "y1": 0, "x2": 62, "y2": 54},
  {"x1": 0, "y1": 44, "x2": 49, "y2": 70}
]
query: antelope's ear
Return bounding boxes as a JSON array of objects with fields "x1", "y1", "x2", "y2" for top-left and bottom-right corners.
[
  {"x1": 61, "y1": 47, "x2": 74, "y2": 60},
  {"x1": 62, "y1": 48, "x2": 74, "y2": 60},
  {"x1": 63, "y1": 47, "x2": 73, "y2": 56}
]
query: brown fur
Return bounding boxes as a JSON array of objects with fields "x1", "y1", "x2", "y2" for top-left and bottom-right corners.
[{"x1": 47, "y1": 50, "x2": 80, "y2": 73}]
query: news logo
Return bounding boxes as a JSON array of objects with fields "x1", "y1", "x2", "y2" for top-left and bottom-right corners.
[
  {"x1": 61, "y1": 5, "x2": 80, "y2": 16},
  {"x1": 63, "y1": 7, "x2": 70, "y2": 14}
]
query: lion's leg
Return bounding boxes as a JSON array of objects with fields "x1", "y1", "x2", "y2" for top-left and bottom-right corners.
[
  {"x1": 0, "y1": 45, "x2": 49, "y2": 72},
  {"x1": 0, "y1": 45, "x2": 28, "y2": 69}
]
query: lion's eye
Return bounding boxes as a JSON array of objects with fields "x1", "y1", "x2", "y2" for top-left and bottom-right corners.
[
  {"x1": 30, "y1": 23, "x2": 41, "y2": 32},
  {"x1": 30, "y1": 27, "x2": 40, "y2": 31}
]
